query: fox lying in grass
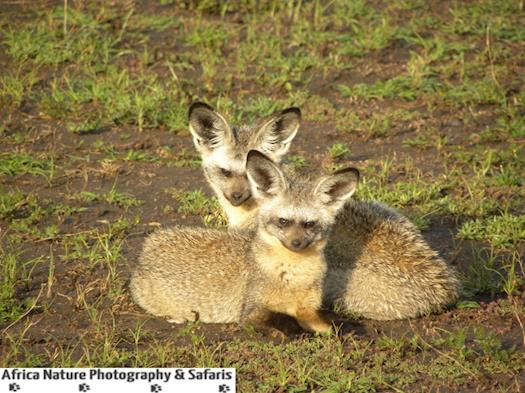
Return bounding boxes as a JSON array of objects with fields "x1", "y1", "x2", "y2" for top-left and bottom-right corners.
[
  {"x1": 187, "y1": 103, "x2": 459, "y2": 320},
  {"x1": 130, "y1": 150, "x2": 359, "y2": 332}
]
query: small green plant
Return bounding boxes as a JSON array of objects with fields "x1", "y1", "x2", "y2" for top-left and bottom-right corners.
[
  {"x1": 122, "y1": 150, "x2": 160, "y2": 162},
  {"x1": 175, "y1": 190, "x2": 227, "y2": 227},
  {"x1": 74, "y1": 187, "x2": 143, "y2": 210},
  {"x1": 0, "y1": 189, "x2": 27, "y2": 219},
  {"x1": 499, "y1": 252, "x2": 523, "y2": 297},
  {"x1": 106, "y1": 188, "x2": 144, "y2": 209},
  {"x1": 287, "y1": 155, "x2": 308, "y2": 168},
  {"x1": 457, "y1": 213, "x2": 525, "y2": 249},
  {"x1": 337, "y1": 111, "x2": 393, "y2": 139},
  {"x1": 0, "y1": 68, "x2": 38, "y2": 107},
  {"x1": 439, "y1": 79, "x2": 506, "y2": 107},
  {"x1": 328, "y1": 142, "x2": 350, "y2": 159},
  {"x1": 0, "y1": 153, "x2": 54, "y2": 180},
  {"x1": 460, "y1": 248, "x2": 501, "y2": 297},
  {"x1": 0, "y1": 250, "x2": 39, "y2": 323},
  {"x1": 473, "y1": 327, "x2": 513, "y2": 364},
  {"x1": 67, "y1": 119, "x2": 101, "y2": 133},
  {"x1": 338, "y1": 74, "x2": 440, "y2": 102},
  {"x1": 403, "y1": 134, "x2": 433, "y2": 148}
]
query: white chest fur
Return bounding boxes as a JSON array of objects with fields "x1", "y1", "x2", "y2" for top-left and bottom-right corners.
[
  {"x1": 218, "y1": 193, "x2": 258, "y2": 228},
  {"x1": 256, "y1": 232, "x2": 327, "y2": 289}
]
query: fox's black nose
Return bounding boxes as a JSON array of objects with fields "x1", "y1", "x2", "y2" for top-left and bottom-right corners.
[
  {"x1": 283, "y1": 238, "x2": 311, "y2": 252},
  {"x1": 229, "y1": 191, "x2": 251, "y2": 206},
  {"x1": 291, "y1": 239, "x2": 302, "y2": 248},
  {"x1": 232, "y1": 192, "x2": 242, "y2": 201}
]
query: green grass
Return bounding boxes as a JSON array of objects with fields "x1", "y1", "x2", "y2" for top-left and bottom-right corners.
[
  {"x1": 1, "y1": 320, "x2": 523, "y2": 391},
  {"x1": 458, "y1": 214, "x2": 525, "y2": 249},
  {"x1": 0, "y1": 153, "x2": 54, "y2": 180},
  {"x1": 62, "y1": 228, "x2": 127, "y2": 298},
  {"x1": 0, "y1": 189, "x2": 89, "y2": 242},
  {"x1": 460, "y1": 248, "x2": 502, "y2": 297},
  {"x1": 0, "y1": 253, "x2": 29, "y2": 323},
  {"x1": 66, "y1": 119, "x2": 102, "y2": 134},
  {"x1": 0, "y1": 189, "x2": 28, "y2": 219},
  {"x1": 337, "y1": 109, "x2": 414, "y2": 139},
  {"x1": 74, "y1": 188, "x2": 143, "y2": 210},
  {"x1": 2, "y1": 7, "x2": 187, "y2": 133},
  {"x1": 173, "y1": 189, "x2": 226, "y2": 227},
  {"x1": 439, "y1": 78, "x2": 507, "y2": 107},
  {"x1": 403, "y1": 133, "x2": 433, "y2": 149},
  {"x1": 328, "y1": 142, "x2": 350, "y2": 160},
  {"x1": 41, "y1": 67, "x2": 185, "y2": 132},
  {"x1": 338, "y1": 74, "x2": 440, "y2": 102},
  {"x1": 287, "y1": 155, "x2": 308, "y2": 168},
  {"x1": 0, "y1": 68, "x2": 39, "y2": 108}
]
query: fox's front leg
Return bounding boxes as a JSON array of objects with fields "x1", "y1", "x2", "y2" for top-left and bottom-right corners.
[
  {"x1": 241, "y1": 304, "x2": 298, "y2": 337},
  {"x1": 295, "y1": 307, "x2": 332, "y2": 334},
  {"x1": 263, "y1": 293, "x2": 332, "y2": 334}
]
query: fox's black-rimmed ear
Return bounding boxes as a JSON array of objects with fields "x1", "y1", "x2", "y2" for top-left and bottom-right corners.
[
  {"x1": 188, "y1": 102, "x2": 234, "y2": 152},
  {"x1": 252, "y1": 107, "x2": 301, "y2": 162},
  {"x1": 246, "y1": 150, "x2": 287, "y2": 200},
  {"x1": 313, "y1": 167, "x2": 359, "y2": 210}
]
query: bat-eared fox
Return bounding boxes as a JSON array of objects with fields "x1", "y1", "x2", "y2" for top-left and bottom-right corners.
[{"x1": 183, "y1": 103, "x2": 459, "y2": 320}]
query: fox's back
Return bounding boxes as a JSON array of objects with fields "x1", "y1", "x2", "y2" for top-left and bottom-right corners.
[
  {"x1": 327, "y1": 200, "x2": 437, "y2": 269},
  {"x1": 130, "y1": 226, "x2": 253, "y2": 323},
  {"x1": 325, "y1": 200, "x2": 459, "y2": 319}
]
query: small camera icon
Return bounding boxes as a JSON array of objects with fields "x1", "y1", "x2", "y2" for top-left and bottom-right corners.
[
  {"x1": 9, "y1": 383, "x2": 21, "y2": 392},
  {"x1": 150, "y1": 384, "x2": 162, "y2": 393}
]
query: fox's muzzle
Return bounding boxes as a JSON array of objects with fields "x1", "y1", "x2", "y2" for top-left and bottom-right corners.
[
  {"x1": 282, "y1": 236, "x2": 312, "y2": 252},
  {"x1": 226, "y1": 190, "x2": 252, "y2": 206}
]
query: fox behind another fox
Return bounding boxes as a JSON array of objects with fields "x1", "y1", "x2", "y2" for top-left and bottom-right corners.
[
  {"x1": 130, "y1": 150, "x2": 359, "y2": 333},
  {"x1": 187, "y1": 103, "x2": 459, "y2": 321},
  {"x1": 188, "y1": 102, "x2": 301, "y2": 228}
]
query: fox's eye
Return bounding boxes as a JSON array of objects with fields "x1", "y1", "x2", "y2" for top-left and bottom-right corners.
[
  {"x1": 304, "y1": 221, "x2": 316, "y2": 229},
  {"x1": 220, "y1": 168, "x2": 232, "y2": 177},
  {"x1": 278, "y1": 218, "x2": 289, "y2": 227}
]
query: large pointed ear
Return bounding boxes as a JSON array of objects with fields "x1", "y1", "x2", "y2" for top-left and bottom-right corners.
[
  {"x1": 252, "y1": 107, "x2": 301, "y2": 162},
  {"x1": 246, "y1": 150, "x2": 287, "y2": 200},
  {"x1": 188, "y1": 102, "x2": 234, "y2": 153},
  {"x1": 313, "y1": 167, "x2": 359, "y2": 211}
]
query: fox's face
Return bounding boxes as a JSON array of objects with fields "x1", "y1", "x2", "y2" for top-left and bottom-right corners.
[
  {"x1": 246, "y1": 150, "x2": 359, "y2": 253},
  {"x1": 188, "y1": 103, "x2": 301, "y2": 226},
  {"x1": 199, "y1": 147, "x2": 252, "y2": 207}
]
